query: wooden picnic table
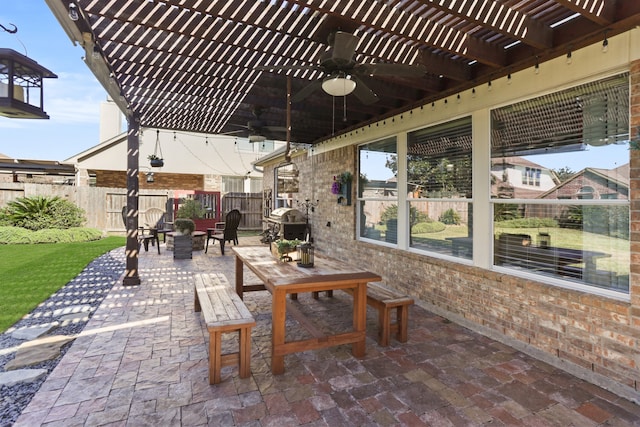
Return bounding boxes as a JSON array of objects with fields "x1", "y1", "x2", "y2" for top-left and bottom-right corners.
[{"x1": 232, "y1": 246, "x2": 382, "y2": 375}]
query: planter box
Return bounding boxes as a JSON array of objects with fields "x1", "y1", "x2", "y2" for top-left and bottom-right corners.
[{"x1": 173, "y1": 234, "x2": 192, "y2": 259}]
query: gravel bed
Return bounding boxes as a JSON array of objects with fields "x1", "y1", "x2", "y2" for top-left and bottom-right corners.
[{"x1": 0, "y1": 248, "x2": 126, "y2": 427}]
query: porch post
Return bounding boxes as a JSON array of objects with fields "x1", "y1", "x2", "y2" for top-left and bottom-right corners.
[{"x1": 123, "y1": 115, "x2": 141, "y2": 286}]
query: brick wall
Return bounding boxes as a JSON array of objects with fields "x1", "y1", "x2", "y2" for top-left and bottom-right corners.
[
  {"x1": 261, "y1": 65, "x2": 640, "y2": 401},
  {"x1": 94, "y1": 170, "x2": 204, "y2": 190}
]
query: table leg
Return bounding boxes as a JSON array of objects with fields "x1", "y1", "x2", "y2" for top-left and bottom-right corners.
[
  {"x1": 352, "y1": 282, "x2": 367, "y2": 357},
  {"x1": 235, "y1": 256, "x2": 244, "y2": 299},
  {"x1": 271, "y1": 289, "x2": 286, "y2": 374}
]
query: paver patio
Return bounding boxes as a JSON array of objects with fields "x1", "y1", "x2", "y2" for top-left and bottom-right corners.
[{"x1": 13, "y1": 236, "x2": 640, "y2": 426}]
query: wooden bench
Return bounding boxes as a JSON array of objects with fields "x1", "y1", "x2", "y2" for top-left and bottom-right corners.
[
  {"x1": 314, "y1": 282, "x2": 414, "y2": 347},
  {"x1": 194, "y1": 273, "x2": 255, "y2": 384}
]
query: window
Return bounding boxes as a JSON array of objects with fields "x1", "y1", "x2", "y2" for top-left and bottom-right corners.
[
  {"x1": 491, "y1": 73, "x2": 630, "y2": 293},
  {"x1": 358, "y1": 137, "x2": 398, "y2": 244},
  {"x1": 407, "y1": 117, "x2": 473, "y2": 259},
  {"x1": 274, "y1": 163, "x2": 299, "y2": 208},
  {"x1": 222, "y1": 176, "x2": 244, "y2": 193}
]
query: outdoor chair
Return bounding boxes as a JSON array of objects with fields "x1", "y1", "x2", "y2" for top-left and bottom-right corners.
[
  {"x1": 205, "y1": 209, "x2": 241, "y2": 255},
  {"x1": 121, "y1": 206, "x2": 161, "y2": 254}
]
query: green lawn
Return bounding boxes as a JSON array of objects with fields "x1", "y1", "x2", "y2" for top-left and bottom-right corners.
[
  {"x1": 409, "y1": 225, "x2": 629, "y2": 275},
  {"x1": 0, "y1": 236, "x2": 126, "y2": 333}
]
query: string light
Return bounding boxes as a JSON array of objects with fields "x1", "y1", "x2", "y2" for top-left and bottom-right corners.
[
  {"x1": 472, "y1": 88, "x2": 476, "y2": 98},
  {"x1": 487, "y1": 80, "x2": 492, "y2": 91},
  {"x1": 566, "y1": 50, "x2": 572, "y2": 64},
  {"x1": 602, "y1": 32, "x2": 609, "y2": 53},
  {"x1": 534, "y1": 57, "x2": 540, "y2": 74},
  {"x1": 507, "y1": 73, "x2": 512, "y2": 84}
]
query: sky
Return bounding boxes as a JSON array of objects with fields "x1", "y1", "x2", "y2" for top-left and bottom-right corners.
[{"x1": 0, "y1": 1, "x2": 107, "y2": 161}]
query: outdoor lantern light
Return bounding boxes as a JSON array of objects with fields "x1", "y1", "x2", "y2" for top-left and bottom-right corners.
[
  {"x1": 322, "y1": 72, "x2": 356, "y2": 97},
  {"x1": 0, "y1": 48, "x2": 57, "y2": 119},
  {"x1": 297, "y1": 242, "x2": 314, "y2": 268}
]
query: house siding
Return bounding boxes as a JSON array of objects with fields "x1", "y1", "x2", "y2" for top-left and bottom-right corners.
[{"x1": 94, "y1": 170, "x2": 204, "y2": 190}]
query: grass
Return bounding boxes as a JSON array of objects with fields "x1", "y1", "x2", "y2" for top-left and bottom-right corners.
[
  {"x1": 408, "y1": 224, "x2": 629, "y2": 275},
  {"x1": 0, "y1": 236, "x2": 126, "y2": 333}
]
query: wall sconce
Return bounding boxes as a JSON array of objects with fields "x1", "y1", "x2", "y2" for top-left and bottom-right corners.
[{"x1": 146, "y1": 172, "x2": 154, "y2": 183}]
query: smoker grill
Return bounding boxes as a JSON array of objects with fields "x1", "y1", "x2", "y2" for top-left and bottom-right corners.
[
  {"x1": 266, "y1": 208, "x2": 306, "y2": 240},
  {"x1": 269, "y1": 207, "x2": 303, "y2": 223}
]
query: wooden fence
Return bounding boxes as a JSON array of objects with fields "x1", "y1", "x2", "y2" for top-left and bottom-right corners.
[{"x1": 0, "y1": 183, "x2": 263, "y2": 232}]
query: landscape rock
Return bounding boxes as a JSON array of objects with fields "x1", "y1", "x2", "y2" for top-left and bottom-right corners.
[
  {"x1": 11, "y1": 324, "x2": 57, "y2": 341},
  {"x1": 4, "y1": 335, "x2": 75, "y2": 370},
  {"x1": 0, "y1": 369, "x2": 47, "y2": 387}
]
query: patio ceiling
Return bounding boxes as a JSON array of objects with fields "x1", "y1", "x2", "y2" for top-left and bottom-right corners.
[{"x1": 46, "y1": 1, "x2": 640, "y2": 145}]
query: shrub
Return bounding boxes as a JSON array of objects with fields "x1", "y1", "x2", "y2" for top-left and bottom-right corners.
[
  {"x1": 0, "y1": 226, "x2": 102, "y2": 244},
  {"x1": 174, "y1": 218, "x2": 196, "y2": 235},
  {"x1": 1, "y1": 196, "x2": 85, "y2": 231},
  {"x1": 496, "y1": 218, "x2": 558, "y2": 228},
  {"x1": 176, "y1": 198, "x2": 206, "y2": 219},
  {"x1": 412, "y1": 221, "x2": 446, "y2": 233},
  {"x1": 439, "y1": 208, "x2": 461, "y2": 225}
]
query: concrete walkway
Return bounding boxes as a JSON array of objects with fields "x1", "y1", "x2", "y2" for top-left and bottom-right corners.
[{"x1": 14, "y1": 236, "x2": 640, "y2": 426}]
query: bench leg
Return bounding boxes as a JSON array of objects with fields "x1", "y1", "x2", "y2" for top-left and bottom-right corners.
[
  {"x1": 396, "y1": 306, "x2": 409, "y2": 343},
  {"x1": 239, "y1": 326, "x2": 252, "y2": 379},
  {"x1": 378, "y1": 307, "x2": 391, "y2": 347},
  {"x1": 209, "y1": 331, "x2": 222, "y2": 384}
]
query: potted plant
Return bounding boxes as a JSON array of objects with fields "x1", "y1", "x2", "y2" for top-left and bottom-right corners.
[
  {"x1": 173, "y1": 218, "x2": 195, "y2": 259},
  {"x1": 148, "y1": 154, "x2": 164, "y2": 167},
  {"x1": 274, "y1": 238, "x2": 301, "y2": 262}
]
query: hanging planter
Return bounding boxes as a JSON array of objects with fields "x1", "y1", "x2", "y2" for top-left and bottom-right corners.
[
  {"x1": 149, "y1": 129, "x2": 164, "y2": 167},
  {"x1": 332, "y1": 171, "x2": 352, "y2": 205},
  {"x1": 148, "y1": 155, "x2": 164, "y2": 167}
]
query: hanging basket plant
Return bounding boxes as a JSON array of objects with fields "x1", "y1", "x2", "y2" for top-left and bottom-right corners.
[
  {"x1": 148, "y1": 154, "x2": 164, "y2": 167},
  {"x1": 149, "y1": 129, "x2": 164, "y2": 167}
]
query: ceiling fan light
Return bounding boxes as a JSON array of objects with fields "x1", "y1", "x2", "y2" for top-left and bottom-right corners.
[{"x1": 322, "y1": 74, "x2": 356, "y2": 97}]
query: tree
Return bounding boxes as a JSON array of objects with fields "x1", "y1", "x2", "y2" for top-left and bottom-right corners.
[
  {"x1": 553, "y1": 166, "x2": 575, "y2": 183},
  {"x1": 386, "y1": 154, "x2": 472, "y2": 196}
]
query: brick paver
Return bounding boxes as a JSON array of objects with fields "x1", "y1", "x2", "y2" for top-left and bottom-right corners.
[{"x1": 14, "y1": 237, "x2": 640, "y2": 426}]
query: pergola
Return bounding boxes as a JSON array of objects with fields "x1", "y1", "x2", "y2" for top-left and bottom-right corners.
[{"x1": 45, "y1": 0, "x2": 640, "y2": 285}]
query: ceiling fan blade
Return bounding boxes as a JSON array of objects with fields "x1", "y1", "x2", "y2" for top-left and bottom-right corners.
[
  {"x1": 356, "y1": 62, "x2": 427, "y2": 77},
  {"x1": 264, "y1": 125, "x2": 287, "y2": 133},
  {"x1": 351, "y1": 76, "x2": 379, "y2": 105},
  {"x1": 331, "y1": 31, "x2": 359, "y2": 63},
  {"x1": 291, "y1": 79, "x2": 323, "y2": 103}
]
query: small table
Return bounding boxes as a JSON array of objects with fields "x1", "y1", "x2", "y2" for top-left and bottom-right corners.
[{"x1": 232, "y1": 246, "x2": 381, "y2": 375}]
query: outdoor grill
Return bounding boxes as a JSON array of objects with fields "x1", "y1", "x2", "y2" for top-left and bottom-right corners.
[{"x1": 266, "y1": 208, "x2": 306, "y2": 240}]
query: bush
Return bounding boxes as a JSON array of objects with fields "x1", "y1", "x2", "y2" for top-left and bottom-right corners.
[
  {"x1": 176, "y1": 198, "x2": 206, "y2": 219},
  {"x1": 412, "y1": 221, "x2": 446, "y2": 234},
  {"x1": 174, "y1": 218, "x2": 196, "y2": 234},
  {"x1": 496, "y1": 218, "x2": 558, "y2": 228},
  {"x1": 439, "y1": 208, "x2": 461, "y2": 225},
  {"x1": 1, "y1": 196, "x2": 85, "y2": 231},
  {"x1": 0, "y1": 226, "x2": 102, "y2": 244}
]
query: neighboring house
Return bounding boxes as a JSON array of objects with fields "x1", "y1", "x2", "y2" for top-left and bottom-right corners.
[
  {"x1": 539, "y1": 164, "x2": 629, "y2": 200},
  {"x1": 0, "y1": 152, "x2": 76, "y2": 184},
  {"x1": 65, "y1": 98, "x2": 285, "y2": 192},
  {"x1": 491, "y1": 156, "x2": 558, "y2": 199}
]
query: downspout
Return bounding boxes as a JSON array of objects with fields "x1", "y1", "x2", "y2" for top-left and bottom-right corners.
[{"x1": 123, "y1": 115, "x2": 141, "y2": 286}]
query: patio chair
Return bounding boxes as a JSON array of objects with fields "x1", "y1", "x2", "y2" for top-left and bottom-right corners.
[
  {"x1": 205, "y1": 209, "x2": 241, "y2": 255},
  {"x1": 121, "y1": 206, "x2": 161, "y2": 254}
]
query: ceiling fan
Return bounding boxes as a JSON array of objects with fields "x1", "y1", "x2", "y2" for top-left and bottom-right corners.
[
  {"x1": 228, "y1": 106, "x2": 287, "y2": 142},
  {"x1": 259, "y1": 31, "x2": 427, "y2": 105}
]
